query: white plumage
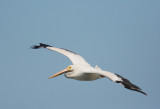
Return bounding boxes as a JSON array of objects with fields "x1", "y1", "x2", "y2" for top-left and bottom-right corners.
[{"x1": 32, "y1": 43, "x2": 147, "y2": 95}]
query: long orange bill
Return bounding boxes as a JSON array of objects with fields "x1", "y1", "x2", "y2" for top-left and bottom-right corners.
[{"x1": 48, "y1": 68, "x2": 70, "y2": 79}]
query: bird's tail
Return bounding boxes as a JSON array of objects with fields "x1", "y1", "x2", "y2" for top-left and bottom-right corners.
[{"x1": 115, "y1": 74, "x2": 148, "y2": 96}]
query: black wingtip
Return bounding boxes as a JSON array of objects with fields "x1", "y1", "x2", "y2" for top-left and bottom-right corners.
[
  {"x1": 136, "y1": 89, "x2": 148, "y2": 96},
  {"x1": 115, "y1": 74, "x2": 148, "y2": 96},
  {"x1": 31, "y1": 43, "x2": 52, "y2": 49},
  {"x1": 31, "y1": 45, "x2": 41, "y2": 49}
]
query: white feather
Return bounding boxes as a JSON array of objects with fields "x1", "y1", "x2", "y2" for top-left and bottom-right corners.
[{"x1": 45, "y1": 46, "x2": 91, "y2": 66}]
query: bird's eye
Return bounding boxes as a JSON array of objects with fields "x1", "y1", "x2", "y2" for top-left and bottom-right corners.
[{"x1": 68, "y1": 66, "x2": 72, "y2": 69}]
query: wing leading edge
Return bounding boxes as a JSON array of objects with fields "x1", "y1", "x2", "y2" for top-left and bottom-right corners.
[{"x1": 32, "y1": 43, "x2": 91, "y2": 66}]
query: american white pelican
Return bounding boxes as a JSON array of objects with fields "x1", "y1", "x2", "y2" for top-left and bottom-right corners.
[{"x1": 32, "y1": 43, "x2": 147, "y2": 95}]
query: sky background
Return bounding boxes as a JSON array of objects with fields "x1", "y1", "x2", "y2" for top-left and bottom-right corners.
[{"x1": 0, "y1": 0, "x2": 160, "y2": 109}]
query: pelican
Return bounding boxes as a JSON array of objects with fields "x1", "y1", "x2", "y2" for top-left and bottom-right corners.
[{"x1": 32, "y1": 43, "x2": 147, "y2": 95}]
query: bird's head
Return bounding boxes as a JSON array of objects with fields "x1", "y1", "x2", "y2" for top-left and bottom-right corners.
[{"x1": 48, "y1": 65, "x2": 74, "y2": 79}]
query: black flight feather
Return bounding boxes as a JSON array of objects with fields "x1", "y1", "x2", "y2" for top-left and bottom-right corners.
[{"x1": 115, "y1": 74, "x2": 148, "y2": 96}]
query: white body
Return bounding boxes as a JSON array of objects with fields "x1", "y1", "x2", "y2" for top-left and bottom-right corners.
[
  {"x1": 64, "y1": 64, "x2": 120, "y2": 81},
  {"x1": 64, "y1": 65, "x2": 101, "y2": 81}
]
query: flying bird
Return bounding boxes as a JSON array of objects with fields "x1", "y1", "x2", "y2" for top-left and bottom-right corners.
[{"x1": 32, "y1": 43, "x2": 147, "y2": 95}]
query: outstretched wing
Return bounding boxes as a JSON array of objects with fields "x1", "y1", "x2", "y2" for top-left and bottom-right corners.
[
  {"x1": 91, "y1": 68, "x2": 147, "y2": 95},
  {"x1": 32, "y1": 43, "x2": 91, "y2": 66}
]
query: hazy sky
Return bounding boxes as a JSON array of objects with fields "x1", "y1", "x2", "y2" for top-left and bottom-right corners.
[{"x1": 0, "y1": 0, "x2": 160, "y2": 109}]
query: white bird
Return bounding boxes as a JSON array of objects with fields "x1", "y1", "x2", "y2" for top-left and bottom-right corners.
[{"x1": 32, "y1": 43, "x2": 147, "y2": 95}]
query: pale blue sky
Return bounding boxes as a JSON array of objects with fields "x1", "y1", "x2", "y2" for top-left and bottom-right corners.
[{"x1": 0, "y1": 0, "x2": 160, "y2": 109}]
